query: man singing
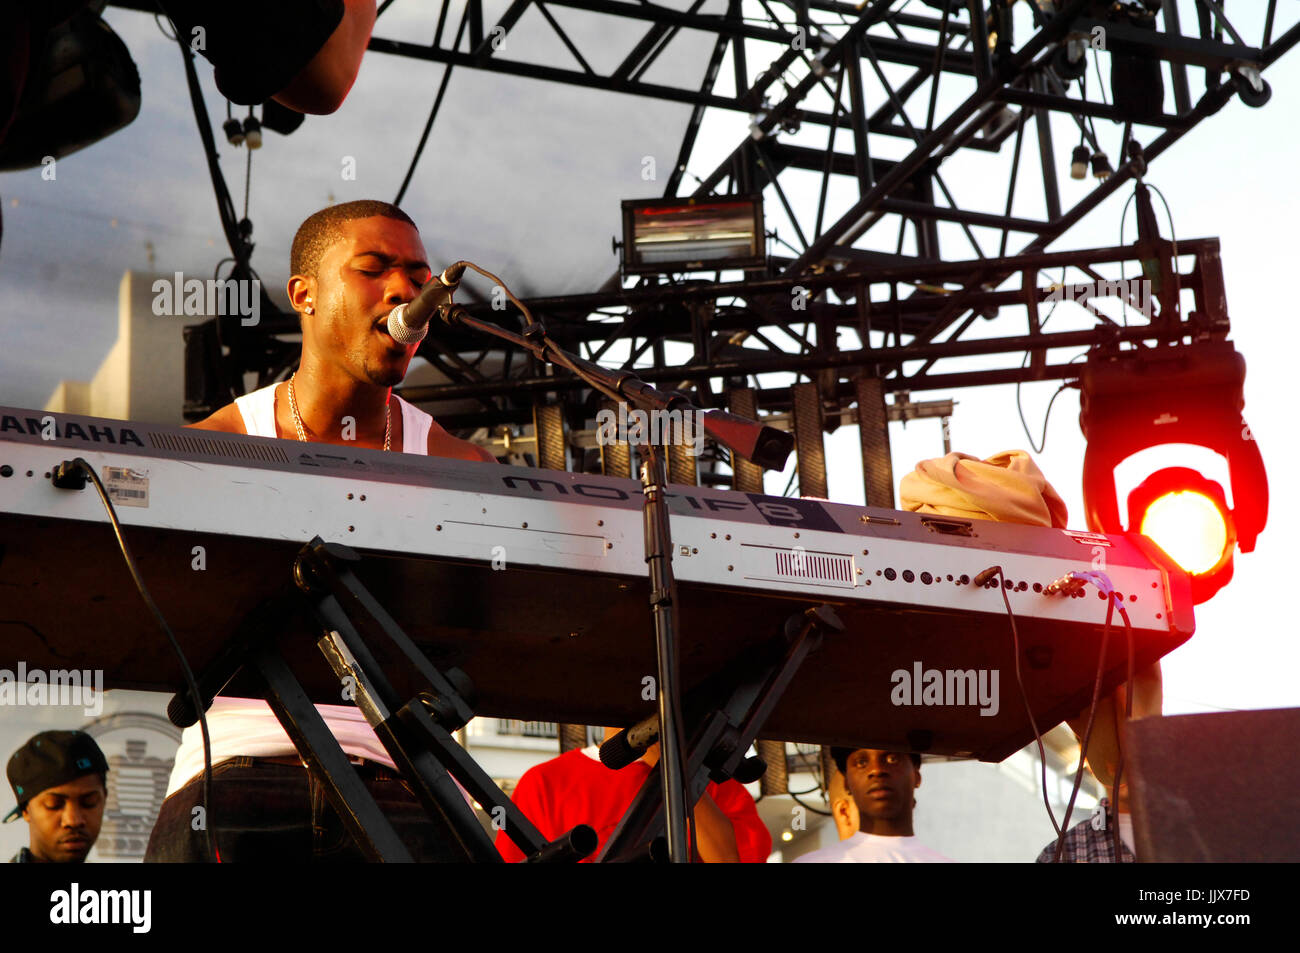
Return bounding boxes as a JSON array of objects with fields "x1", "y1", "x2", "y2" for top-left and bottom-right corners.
[{"x1": 146, "y1": 200, "x2": 494, "y2": 862}]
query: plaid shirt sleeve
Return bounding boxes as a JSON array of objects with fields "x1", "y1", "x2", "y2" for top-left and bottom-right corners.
[{"x1": 1035, "y1": 799, "x2": 1135, "y2": 863}]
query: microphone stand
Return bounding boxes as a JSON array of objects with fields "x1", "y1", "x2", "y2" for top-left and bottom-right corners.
[{"x1": 435, "y1": 299, "x2": 792, "y2": 862}]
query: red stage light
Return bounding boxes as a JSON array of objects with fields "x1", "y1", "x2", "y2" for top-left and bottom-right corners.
[
  {"x1": 1128, "y1": 468, "x2": 1236, "y2": 604},
  {"x1": 1080, "y1": 342, "x2": 1268, "y2": 606}
]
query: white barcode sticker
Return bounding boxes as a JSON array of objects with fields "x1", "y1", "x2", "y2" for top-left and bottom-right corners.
[{"x1": 103, "y1": 466, "x2": 149, "y2": 508}]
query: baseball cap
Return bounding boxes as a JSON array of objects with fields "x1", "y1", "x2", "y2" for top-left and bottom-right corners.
[
  {"x1": 831, "y1": 746, "x2": 921, "y2": 773},
  {"x1": 4, "y1": 730, "x2": 109, "y2": 822}
]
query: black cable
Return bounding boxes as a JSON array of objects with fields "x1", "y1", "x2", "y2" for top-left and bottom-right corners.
[
  {"x1": 986, "y1": 566, "x2": 1062, "y2": 838},
  {"x1": 1079, "y1": 73, "x2": 1102, "y2": 147},
  {"x1": 789, "y1": 790, "x2": 833, "y2": 818},
  {"x1": 242, "y1": 106, "x2": 254, "y2": 223},
  {"x1": 786, "y1": 784, "x2": 825, "y2": 797},
  {"x1": 1110, "y1": 604, "x2": 1136, "y2": 862},
  {"x1": 1017, "y1": 381, "x2": 1069, "y2": 455},
  {"x1": 1051, "y1": 597, "x2": 1114, "y2": 861},
  {"x1": 781, "y1": 466, "x2": 799, "y2": 498},
  {"x1": 1014, "y1": 267, "x2": 1067, "y2": 453},
  {"x1": 1091, "y1": 45, "x2": 1109, "y2": 109},
  {"x1": 153, "y1": 9, "x2": 177, "y2": 40},
  {"x1": 67, "y1": 458, "x2": 219, "y2": 863},
  {"x1": 394, "y1": 8, "x2": 470, "y2": 205},
  {"x1": 1146, "y1": 182, "x2": 1183, "y2": 322},
  {"x1": 166, "y1": 7, "x2": 252, "y2": 284}
]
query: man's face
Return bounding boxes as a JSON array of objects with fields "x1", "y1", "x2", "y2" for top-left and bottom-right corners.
[
  {"x1": 303, "y1": 215, "x2": 433, "y2": 387},
  {"x1": 842, "y1": 749, "x2": 918, "y2": 823},
  {"x1": 22, "y1": 773, "x2": 105, "y2": 862}
]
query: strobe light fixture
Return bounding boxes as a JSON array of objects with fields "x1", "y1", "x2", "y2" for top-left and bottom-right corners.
[
  {"x1": 0, "y1": 9, "x2": 141, "y2": 172},
  {"x1": 1079, "y1": 341, "x2": 1268, "y2": 604},
  {"x1": 619, "y1": 195, "x2": 764, "y2": 276}
]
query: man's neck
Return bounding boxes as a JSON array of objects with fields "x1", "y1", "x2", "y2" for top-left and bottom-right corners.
[
  {"x1": 292, "y1": 358, "x2": 391, "y2": 443},
  {"x1": 857, "y1": 818, "x2": 914, "y2": 837}
]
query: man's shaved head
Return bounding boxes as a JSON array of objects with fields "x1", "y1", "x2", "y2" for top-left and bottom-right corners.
[{"x1": 290, "y1": 200, "x2": 417, "y2": 279}]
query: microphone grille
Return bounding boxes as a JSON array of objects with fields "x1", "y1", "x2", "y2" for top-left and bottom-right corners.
[{"x1": 387, "y1": 303, "x2": 428, "y2": 345}]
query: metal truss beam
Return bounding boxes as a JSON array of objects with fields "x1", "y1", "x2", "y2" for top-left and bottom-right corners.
[{"x1": 398, "y1": 238, "x2": 1230, "y2": 427}]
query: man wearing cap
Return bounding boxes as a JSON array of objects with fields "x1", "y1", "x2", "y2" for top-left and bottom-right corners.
[
  {"x1": 794, "y1": 747, "x2": 952, "y2": 863},
  {"x1": 6, "y1": 730, "x2": 109, "y2": 863}
]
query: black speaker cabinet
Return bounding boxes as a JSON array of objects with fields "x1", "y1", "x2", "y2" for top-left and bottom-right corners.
[{"x1": 1129, "y1": 708, "x2": 1300, "y2": 862}]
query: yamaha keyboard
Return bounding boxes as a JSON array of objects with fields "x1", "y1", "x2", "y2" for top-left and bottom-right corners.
[{"x1": 0, "y1": 407, "x2": 1193, "y2": 761}]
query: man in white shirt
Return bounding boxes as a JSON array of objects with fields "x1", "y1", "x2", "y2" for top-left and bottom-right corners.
[
  {"x1": 145, "y1": 199, "x2": 494, "y2": 862},
  {"x1": 794, "y1": 747, "x2": 953, "y2": 863}
]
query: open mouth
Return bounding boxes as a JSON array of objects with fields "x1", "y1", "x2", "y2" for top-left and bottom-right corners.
[{"x1": 373, "y1": 322, "x2": 403, "y2": 346}]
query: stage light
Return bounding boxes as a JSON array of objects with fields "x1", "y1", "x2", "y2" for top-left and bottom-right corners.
[
  {"x1": 1051, "y1": 38, "x2": 1088, "y2": 83},
  {"x1": 1127, "y1": 468, "x2": 1236, "y2": 602},
  {"x1": 1107, "y1": 1, "x2": 1166, "y2": 124},
  {"x1": 1070, "y1": 145, "x2": 1090, "y2": 180},
  {"x1": 242, "y1": 115, "x2": 262, "y2": 149},
  {"x1": 1090, "y1": 151, "x2": 1112, "y2": 180},
  {"x1": 222, "y1": 118, "x2": 245, "y2": 146},
  {"x1": 1080, "y1": 341, "x2": 1268, "y2": 605},
  {"x1": 619, "y1": 195, "x2": 765, "y2": 277},
  {"x1": 0, "y1": 10, "x2": 140, "y2": 171}
]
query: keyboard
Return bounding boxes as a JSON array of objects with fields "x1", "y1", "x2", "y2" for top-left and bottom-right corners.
[{"x1": 0, "y1": 407, "x2": 1193, "y2": 760}]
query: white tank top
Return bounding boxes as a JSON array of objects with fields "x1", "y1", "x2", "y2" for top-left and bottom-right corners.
[
  {"x1": 166, "y1": 382, "x2": 436, "y2": 795},
  {"x1": 231, "y1": 380, "x2": 433, "y2": 453}
]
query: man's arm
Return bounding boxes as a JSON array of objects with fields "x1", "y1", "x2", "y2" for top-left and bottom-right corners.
[
  {"x1": 185, "y1": 403, "x2": 246, "y2": 433},
  {"x1": 700, "y1": 780, "x2": 772, "y2": 863},
  {"x1": 272, "y1": 0, "x2": 376, "y2": 114},
  {"x1": 693, "y1": 791, "x2": 741, "y2": 863},
  {"x1": 427, "y1": 419, "x2": 497, "y2": 463}
]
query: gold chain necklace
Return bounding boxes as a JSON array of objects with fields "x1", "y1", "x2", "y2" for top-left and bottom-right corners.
[{"x1": 287, "y1": 374, "x2": 390, "y2": 451}]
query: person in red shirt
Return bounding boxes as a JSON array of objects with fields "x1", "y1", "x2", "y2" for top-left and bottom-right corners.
[{"x1": 496, "y1": 728, "x2": 771, "y2": 863}]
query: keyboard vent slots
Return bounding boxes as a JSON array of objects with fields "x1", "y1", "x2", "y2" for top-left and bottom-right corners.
[
  {"x1": 148, "y1": 432, "x2": 289, "y2": 463},
  {"x1": 771, "y1": 549, "x2": 854, "y2": 585}
]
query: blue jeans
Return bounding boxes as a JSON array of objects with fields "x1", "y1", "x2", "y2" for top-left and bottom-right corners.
[{"x1": 143, "y1": 757, "x2": 462, "y2": 862}]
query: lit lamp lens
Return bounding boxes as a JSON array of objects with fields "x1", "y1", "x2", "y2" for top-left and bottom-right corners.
[
  {"x1": 1139, "y1": 491, "x2": 1229, "y2": 575},
  {"x1": 1127, "y1": 467, "x2": 1237, "y2": 604}
]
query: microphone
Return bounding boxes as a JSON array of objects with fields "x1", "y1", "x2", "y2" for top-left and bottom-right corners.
[{"x1": 385, "y1": 262, "x2": 467, "y2": 344}]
